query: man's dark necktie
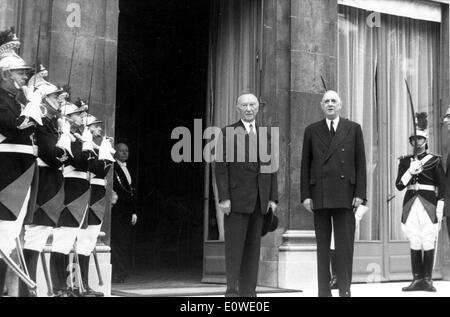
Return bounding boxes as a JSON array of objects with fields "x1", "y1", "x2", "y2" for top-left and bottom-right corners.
[
  {"x1": 330, "y1": 120, "x2": 336, "y2": 137},
  {"x1": 249, "y1": 124, "x2": 258, "y2": 163}
]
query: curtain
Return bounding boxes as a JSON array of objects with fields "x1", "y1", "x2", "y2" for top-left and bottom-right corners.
[
  {"x1": 338, "y1": 6, "x2": 440, "y2": 241},
  {"x1": 338, "y1": 6, "x2": 379, "y2": 241},
  {"x1": 207, "y1": 0, "x2": 262, "y2": 241},
  {"x1": 380, "y1": 14, "x2": 440, "y2": 240}
]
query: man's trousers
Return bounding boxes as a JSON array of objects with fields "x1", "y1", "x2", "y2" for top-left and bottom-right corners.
[
  {"x1": 224, "y1": 199, "x2": 263, "y2": 297},
  {"x1": 314, "y1": 208, "x2": 355, "y2": 297}
]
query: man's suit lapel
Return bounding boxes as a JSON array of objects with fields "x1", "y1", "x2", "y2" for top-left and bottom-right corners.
[
  {"x1": 315, "y1": 120, "x2": 332, "y2": 148},
  {"x1": 322, "y1": 119, "x2": 351, "y2": 163},
  {"x1": 115, "y1": 162, "x2": 131, "y2": 189},
  {"x1": 233, "y1": 120, "x2": 259, "y2": 172}
]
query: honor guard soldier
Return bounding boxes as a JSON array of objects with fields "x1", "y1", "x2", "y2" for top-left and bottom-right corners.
[
  {"x1": 77, "y1": 114, "x2": 115, "y2": 297},
  {"x1": 18, "y1": 67, "x2": 69, "y2": 297},
  {"x1": 396, "y1": 112, "x2": 445, "y2": 292},
  {"x1": 50, "y1": 100, "x2": 91, "y2": 297},
  {"x1": 0, "y1": 28, "x2": 43, "y2": 296}
]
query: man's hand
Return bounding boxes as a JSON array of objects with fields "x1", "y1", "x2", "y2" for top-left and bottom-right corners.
[
  {"x1": 219, "y1": 200, "x2": 231, "y2": 215},
  {"x1": 408, "y1": 159, "x2": 423, "y2": 175},
  {"x1": 303, "y1": 199, "x2": 313, "y2": 213},
  {"x1": 352, "y1": 197, "x2": 364, "y2": 211},
  {"x1": 267, "y1": 201, "x2": 277, "y2": 213},
  {"x1": 111, "y1": 191, "x2": 118, "y2": 205},
  {"x1": 131, "y1": 214, "x2": 137, "y2": 226}
]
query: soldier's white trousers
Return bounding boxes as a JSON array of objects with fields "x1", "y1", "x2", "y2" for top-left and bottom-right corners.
[
  {"x1": 76, "y1": 225, "x2": 102, "y2": 256},
  {"x1": 51, "y1": 207, "x2": 88, "y2": 255},
  {"x1": 401, "y1": 198, "x2": 437, "y2": 251},
  {"x1": 0, "y1": 189, "x2": 31, "y2": 258},
  {"x1": 23, "y1": 225, "x2": 53, "y2": 252}
]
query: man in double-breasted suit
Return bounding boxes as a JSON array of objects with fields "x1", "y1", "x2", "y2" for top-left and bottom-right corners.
[
  {"x1": 300, "y1": 90, "x2": 366, "y2": 297},
  {"x1": 215, "y1": 93, "x2": 278, "y2": 297}
]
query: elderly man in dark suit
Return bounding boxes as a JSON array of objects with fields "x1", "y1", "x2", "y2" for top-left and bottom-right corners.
[
  {"x1": 215, "y1": 93, "x2": 278, "y2": 297},
  {"x1": 300, "y1": 90, "x2": 366, "y2": 297},
  {"x1": 111, "y1": 143, "x2": 137, "y2": 283}
]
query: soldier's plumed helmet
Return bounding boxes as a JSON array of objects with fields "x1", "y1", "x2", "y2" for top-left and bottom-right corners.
[
  {"x1": 60, "y1": 102, "x2": 87, "y2": 116},
  {"x1": 0, "y1": 27, "x2": 31, "y2": 71},
  {"x1": 409, "y1": 112, "x2": 428, "y2": 142},
  {"x1": 28, "y1": 65, "x2": 63, "y2": 97},
  {"x1": 86, "y1": 114, "x2": 102, "y2": 126}
]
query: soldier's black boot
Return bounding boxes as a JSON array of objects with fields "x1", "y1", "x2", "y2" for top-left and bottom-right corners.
[
  {"x1": 329, "y1": 250, "x2": 338, "y2": 289},
  {"x1": 50, "y1": 252, "x2": 70, "y2": 297},
  {"x1": 0, "y1": 259, "x2": 7, "y2": 297},
  {"x1": 402, "y1": 249, "x2": 424, "y2": 291},
  {"x1": 79, "y1": 255, "x2": 103, "y2": 297},
  {"x1": 423, "y1": 249, "x2": 437, "y2": 292},
  {"x1": 18, "y1": 249, "x2": 39, "y2": 297}
]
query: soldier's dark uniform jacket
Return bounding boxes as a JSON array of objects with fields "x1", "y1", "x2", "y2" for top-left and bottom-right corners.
[
  {"x1": 24, "y1": 117, "x2": 65, "y2": 227},
  {"x1": 58, "y1": 127, "x2": 91, "y2": 228},
  {"x1": 0, "y1": 88, "x2": 37, "y2": 221},
  {"x1": 395, "y1": 152, "x2": 446, "y2": 224},
  {"x1": 82, "y1": 150, "x2": 112, "y2": 228}
]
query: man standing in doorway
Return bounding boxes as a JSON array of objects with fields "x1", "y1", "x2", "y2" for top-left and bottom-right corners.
[
  {"x1": 300, "y1": 90, "x2": 366, "y2": 297},
  {"x1": 111, "y1": 143, "x2": 137, "y2": 283},
  {"x1": 215, "y1": 93, "x2": 278, "y2": 297}
]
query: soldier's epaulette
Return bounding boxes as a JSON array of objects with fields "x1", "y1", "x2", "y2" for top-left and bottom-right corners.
[
  {"x1": 428, "y1": 153, "x2": 442, "y2": 158},
  {"x1": 398, "y1": 154, "x2": 413, "y2": 160}
]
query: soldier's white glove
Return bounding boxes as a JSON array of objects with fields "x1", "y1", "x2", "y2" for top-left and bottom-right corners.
[
  {"x1": 81, "y1": 127, "x2": 94, "y2": 152},
  {"x1": 19, "y1": 86, "x2": 43, "y2": 127},
  {"x1": 408, "y1": 159, "x2": 423, "y2": 175},
  {"x1": 98, "y1": 136, "x2": 116, "y2": 162},
  {"x1": 56, "y1": 133, "x2": 74, "y2": 157},
  {"x1": 57, "y1": 118, "x2": 71, "y2": 135},
  {"x1": 355, "y1": 204, "x2": 370, "y2": 222},
  {"x1": 437, "y1": 200, "x2": 444, "y2": 223}
]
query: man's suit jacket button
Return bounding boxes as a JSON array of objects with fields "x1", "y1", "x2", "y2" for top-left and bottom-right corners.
[
  {"x1": 340, "y1": 175, "x2": 345, "y2": 179},
  {"x1": 341, "y1": 161, "x2": 345, "y2": 164},
  {"x1": 341, "y1": 149, "x2": 345, "y2": 152}
]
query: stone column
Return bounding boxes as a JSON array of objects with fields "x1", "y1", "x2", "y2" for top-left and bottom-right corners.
[{"x1": 258, "y1": 0, "x2": 291, "y2": 288}]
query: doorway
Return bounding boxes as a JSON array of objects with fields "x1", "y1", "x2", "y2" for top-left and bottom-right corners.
[{"x1": 116, "y1": 0, "x2": 210, "y2": 284}]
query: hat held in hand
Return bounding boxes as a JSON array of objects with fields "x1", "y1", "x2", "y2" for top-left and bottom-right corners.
[{"x1": 261, "y1": 207, "x2": 278, "y2": 237}]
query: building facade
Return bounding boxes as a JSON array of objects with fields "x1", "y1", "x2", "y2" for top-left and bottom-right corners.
[{"x1": 1, "y1": 0, "x2": 450, "y2": 295}]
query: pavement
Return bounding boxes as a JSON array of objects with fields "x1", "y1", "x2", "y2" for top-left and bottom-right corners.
[
  {"x1": 110, "y1": 268, "x2": 450, "y2": 297},
  {"x1": 233, "y1": 281, "x2": 450, "y2": 297},
  {"x1": 112, "y1": 281, "x2": 450, "y2": 297}
]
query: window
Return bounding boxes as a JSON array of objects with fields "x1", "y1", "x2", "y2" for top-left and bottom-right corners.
[{"x1": 338, "y1": 5, "x2": 440, "y2": 241}]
